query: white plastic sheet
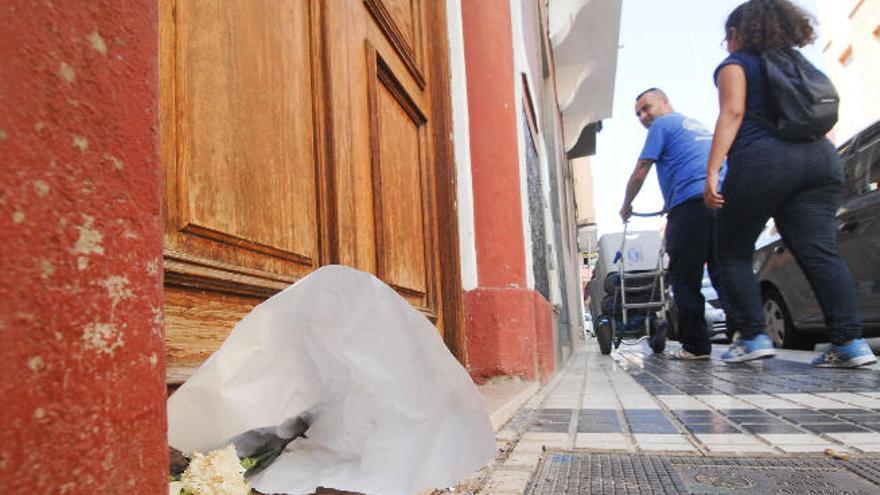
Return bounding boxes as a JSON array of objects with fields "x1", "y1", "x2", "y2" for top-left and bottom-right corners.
[{"x1": 167, "y1": 265, "x2": 496, "y2": 495}]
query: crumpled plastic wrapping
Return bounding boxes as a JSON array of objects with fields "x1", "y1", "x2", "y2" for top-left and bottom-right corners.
[{"x1": 167, "y1": 265, "x2": 496, "y2": 495}]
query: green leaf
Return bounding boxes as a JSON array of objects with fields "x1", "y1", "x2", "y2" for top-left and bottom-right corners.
[{"x1": 240, "y1": 457, "x2": 257, "y2": 469}]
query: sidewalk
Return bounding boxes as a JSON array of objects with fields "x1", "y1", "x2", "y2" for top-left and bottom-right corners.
[{"x1": 470, "y1": 338, "x2": 880, "y2": 494}]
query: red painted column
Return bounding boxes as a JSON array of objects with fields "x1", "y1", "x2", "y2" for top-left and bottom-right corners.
[
  {"x1": 461, "y1": 0, "x2": 526, "y2": 287},
  {"x1": 0, "y1": 2, "x2": 166, "y2": 493},
  {"x1": 460, "y1": 0, "x2": 554, "y2": 383}
]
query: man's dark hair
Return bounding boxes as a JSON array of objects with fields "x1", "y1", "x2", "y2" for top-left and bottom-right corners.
[
  {"x1": 635, "y1": 88, "x2": 667, "y2": 101},
  {"x1": 726, "y1": 0, "x2": 815, "y2": 53}
]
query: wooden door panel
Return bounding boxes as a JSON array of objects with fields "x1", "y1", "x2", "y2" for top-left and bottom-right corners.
[
  {"x1": 163, "y1": 0, "x2": 322, "y2": 286},
  {"x1": 364, "y1": 0, "x2": 425, "y2": 87},
  {"x1": 164, "y1": 286, "x2": 261, "y2": 382},
  {"x1": 161, "y1": 0, "x2": 326, "y2": 378},
  {"x1": 344, "y1": 0, "x2": 437, "y2": 318},
  {"x1": 175, "y1": 0, "x2": 318, "y2": 263},
  {"x1": 367, "y1": 50, "x2": 430, "y2": 306}
]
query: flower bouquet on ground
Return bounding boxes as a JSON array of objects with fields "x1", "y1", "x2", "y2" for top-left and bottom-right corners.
[{"x1": 169, "y1": 416, "x2": 309, "y2": 495}]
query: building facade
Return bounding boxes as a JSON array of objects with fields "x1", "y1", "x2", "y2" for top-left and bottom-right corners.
[
  {"x1": 2, "y1": 0, "x2": 620, "y2": 491},
  {"x1": 817, "y1": 0, "x2": 880, "y2": 142}
]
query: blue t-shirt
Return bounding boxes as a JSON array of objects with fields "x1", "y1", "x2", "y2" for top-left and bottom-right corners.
[
  {"x1": 714, "y1": 51, "x2": 774, "y2": 151},
  {"x1": 639, "y1": 113, "x2": 719, "y2": 210}
]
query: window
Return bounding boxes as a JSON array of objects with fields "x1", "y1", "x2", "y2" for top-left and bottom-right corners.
[
  {"x1": 860, "y1": 136, "x2": 880, "y2": 194},
  {"x1": 839, "y1": 46, "x2": 854, "y2": 67},
  {"x1": 844, "y1": 133, "x2": 880, "y2": 199}
]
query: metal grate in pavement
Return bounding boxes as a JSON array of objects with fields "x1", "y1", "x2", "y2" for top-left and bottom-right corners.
[{"x1": 526, "y1": 453, "x2": 880, "y2": 494}]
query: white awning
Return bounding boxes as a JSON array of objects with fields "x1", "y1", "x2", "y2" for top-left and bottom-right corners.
[{"x1": 549, "y1": 0, "x2": 622, "y2": 151}]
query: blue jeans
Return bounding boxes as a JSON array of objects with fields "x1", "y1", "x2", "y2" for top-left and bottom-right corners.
[{"x1": 715, "y1": 137, "x2": 862, "y2": 345}]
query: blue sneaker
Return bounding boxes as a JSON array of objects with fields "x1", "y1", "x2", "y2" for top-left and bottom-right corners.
[
  {"x1": 721, "y1": 334, "x2": 776, "y2": 363},
  {"x1": 812, "y1": 339, "x2": 878, "y2": 368}
]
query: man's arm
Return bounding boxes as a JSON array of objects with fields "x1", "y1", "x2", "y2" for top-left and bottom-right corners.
[{"x1": 619, "y1": 159, "x2": 654, "y2": 221}]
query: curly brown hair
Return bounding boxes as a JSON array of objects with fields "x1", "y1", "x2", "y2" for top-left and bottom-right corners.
[{"x1": 726, "y1": 0, "x2": 816, "y2": 53}]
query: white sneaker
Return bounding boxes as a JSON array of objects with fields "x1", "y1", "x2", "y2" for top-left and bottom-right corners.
[{"x1": 668, "y1": 348, "x2": 711, "y2": 360}]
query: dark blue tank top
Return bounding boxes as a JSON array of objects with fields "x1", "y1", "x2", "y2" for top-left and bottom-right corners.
[{"x1": 714, "y1": 51, "x2": 774, "y2": 151}]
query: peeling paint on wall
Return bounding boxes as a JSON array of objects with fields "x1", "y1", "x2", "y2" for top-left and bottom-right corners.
[
  {"x1": 100, "y1": 275, "x2": 132, "y2": 307},
  {"x1": 87, "y1": 31, "x2": 107, "y2": 55},
  {"x1": 104, "y1": 153, "x2": 124, "y2": 170},
  {"x1": 72, "y1": 215, "x2": 104, "y2": 256},
  {"x1": 40, "y1": 260, "x2": 55, "y2": 279},
  {"x1": 82, "y1": 322, "x2": 124, "y2": 355},
  {"x1": 34, "y1": 180, "x2": 50, "y2": 197},
  {"x1": 58, "y1": 62, "x2": 75, "y2": 82},
  {"x1": 27, "y1": 356, "x2": 45, "y2": 372},
  {"x1": 146, "y1": 258, "x2": 158, "y2": 276},
  {"x1": 72, "y1": 135, "x2": 88, "y2": 151}
]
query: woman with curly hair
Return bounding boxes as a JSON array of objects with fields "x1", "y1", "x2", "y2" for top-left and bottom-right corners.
[{"x1": 704, "y1": 0, "x2": 877, "y2": 367}]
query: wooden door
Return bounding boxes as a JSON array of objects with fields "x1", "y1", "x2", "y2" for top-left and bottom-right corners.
[{"x1": 160, "y1": 0, "x2": 463, "y2": 384}]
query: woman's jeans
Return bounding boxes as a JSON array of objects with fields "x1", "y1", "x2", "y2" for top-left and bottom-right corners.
[{"x1": 715, "y1": 137, "x2": 862, "y2": 345}]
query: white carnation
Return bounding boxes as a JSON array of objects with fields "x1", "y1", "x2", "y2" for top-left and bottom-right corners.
[{"x1": 180, "y1": 445, "x2": 251, "y2": 495}]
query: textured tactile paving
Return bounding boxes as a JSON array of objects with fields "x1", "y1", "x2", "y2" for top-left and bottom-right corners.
[{"x1": 526, "y1": 453, "x2": 880, "y2": 494}]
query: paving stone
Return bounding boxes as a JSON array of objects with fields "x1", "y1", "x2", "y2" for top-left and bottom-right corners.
[
  {"x1": 685, "y1": 423, "x2": 741, "y2": 434},
  {"x1": 702, "y1": 443, "x2": 776, "y2": 453},
  {"x1": 520, "y1": 432, "x2": 570, "y2": 449},
  {"x1": 757, "y1": 433, "x2": 828, "y2": 445},
  {"x1": 655, "y1": 395, "x2": 708, "y2": 410},
  {"x1": 695, "y1": 394, "x2": 756, "y2": 410},
  {"x1": 803, "y1": 423, "x2": 870, "y2": 434},
  {"x1": 695, "y1": 433, "x2": 764, "y2": 445},
  {"x1": 740, "y1": 423, "x2": 804, "y2": 434},
  {"x1": 776, "y1": 443, "x2": 836, "y2": 453},
  {"x1": 853, "y1": 444, "x2": 880, "y2": 452},
  {"x1": 575, "y1": 433, "x2": 633, "y2": 450},
  {"x1": 829, "y1": 432, "x2": 880, "y2": 443},
  {"x1": 505, "y1": 449, "x2": 543, "y2": 469},
  {"x1": 484, "y1": 467, "x2": 533, "y2": 494}
]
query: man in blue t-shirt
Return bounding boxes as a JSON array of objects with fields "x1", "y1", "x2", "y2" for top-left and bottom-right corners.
[{"x1": 619, "y1": 88, "x2": 725, "y2": 360}]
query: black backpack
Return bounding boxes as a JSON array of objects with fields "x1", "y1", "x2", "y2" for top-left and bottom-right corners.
[{"x1": 758, "y1": 48, "x2": 839, "y2": 142}]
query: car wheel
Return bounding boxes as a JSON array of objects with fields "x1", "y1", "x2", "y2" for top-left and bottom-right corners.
[{"x1": 763, "y1": 288, "x2": 797, "y2": 349}]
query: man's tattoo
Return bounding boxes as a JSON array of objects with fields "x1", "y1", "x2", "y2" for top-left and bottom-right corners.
[{"x1": 636, "y1": 158, "x2": 653, "y2": 169}]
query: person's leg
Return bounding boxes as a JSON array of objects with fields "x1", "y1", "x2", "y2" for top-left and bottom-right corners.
[
  {"x1": 666, "y1": 199, "x2": 711, "y2": 357},
  {"x1": 706, "y1": 209, "x2": 745, "y2": 336},
  {"x1": 775, "y1": 189, "x2": 861, "y2": 345},
  {"x1": 777, "y1": 142, "x2": 877, "y2": 368},
  {"x1": 714, "y1": 139, "x2": 793, "y2": 361},
  {"x1": 772, "y1": 140, "x2": 873, "y2": 367},
  {"x1": 714, "y1": 194, "x2": 772, "y2": 341}
]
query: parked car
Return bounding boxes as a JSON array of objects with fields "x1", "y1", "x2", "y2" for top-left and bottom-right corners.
[
  {"x1": 753, "y1": 120, "x2": 880, "y2": 348},
  {"x1": 666, "y1": 267, "x2": 729, "y2": 343}
]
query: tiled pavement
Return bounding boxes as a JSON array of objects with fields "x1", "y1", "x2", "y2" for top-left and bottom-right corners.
[{"x1": 474, "y1": 339, "x2": 880, "y2": 494}]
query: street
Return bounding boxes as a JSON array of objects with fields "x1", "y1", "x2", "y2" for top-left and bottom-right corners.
[{"x1": 476, "y1": 340, "x2": 880, "y2": 494}]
